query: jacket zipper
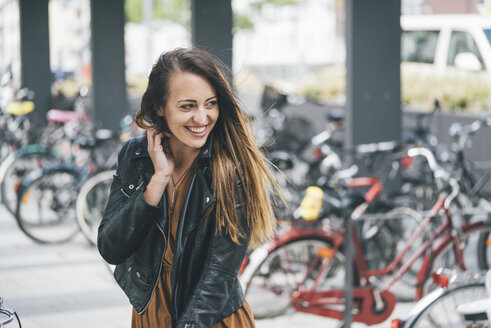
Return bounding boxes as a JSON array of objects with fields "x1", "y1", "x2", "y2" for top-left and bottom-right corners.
[{"x1": 172, "y1": 233, "x2": 188, "y2": 323}]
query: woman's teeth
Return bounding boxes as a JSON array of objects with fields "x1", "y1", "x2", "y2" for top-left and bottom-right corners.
[{"x1": 188, "y1": 126, "x2": 205, "y2": 133}]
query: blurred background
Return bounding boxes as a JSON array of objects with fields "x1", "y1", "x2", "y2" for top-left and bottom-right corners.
[{"x1": 1, "y1": 0, "x2": 491, "y2": 327}]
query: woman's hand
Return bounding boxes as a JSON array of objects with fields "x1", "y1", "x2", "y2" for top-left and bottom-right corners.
[
  {"x1": 147, "y1": 129, "x2": 175, "y2": 179},
  {"x1": 144, "y1": 129, "x2": 174, "y2": 206}
]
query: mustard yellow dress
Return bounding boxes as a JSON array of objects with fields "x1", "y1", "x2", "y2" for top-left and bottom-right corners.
[{"x1": 131, "y1": 161, "x2": 255, "y2": 327}]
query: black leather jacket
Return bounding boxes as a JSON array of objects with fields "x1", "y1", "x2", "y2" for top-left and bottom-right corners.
[{"x1": 97, "y1": 135, "x2": 250, "y2": 328}]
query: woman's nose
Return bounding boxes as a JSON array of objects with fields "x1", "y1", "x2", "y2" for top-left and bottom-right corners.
[{"x1": 194, "y1": 106, "x2": 207, "y2": 124}]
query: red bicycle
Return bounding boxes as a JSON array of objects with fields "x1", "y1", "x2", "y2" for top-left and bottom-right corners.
[{"x1": 240, "y1": 147, "x2": 491, "y2": 325}]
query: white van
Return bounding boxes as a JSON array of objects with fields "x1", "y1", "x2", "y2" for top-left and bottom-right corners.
[{"x1": 401, "y1": 14, "x2": 491, "y2": 75}]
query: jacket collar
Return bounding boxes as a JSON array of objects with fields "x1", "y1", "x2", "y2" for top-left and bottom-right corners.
[
  {"x1": 198, "y1": 130, "x2": 213, "y2": 161},
  {"x1": 128, "y1": 131, "x2": 213, "y2": 161}
]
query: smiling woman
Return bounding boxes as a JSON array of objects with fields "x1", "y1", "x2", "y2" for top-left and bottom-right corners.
[{"x1": 97, "y1": 47, "x2": 281, "y2": 328}]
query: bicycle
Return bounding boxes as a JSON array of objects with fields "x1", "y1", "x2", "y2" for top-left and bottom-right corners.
[
  {"x1": 240, "y1": 146, "x2": 491, "y2": 325},
  {"x1": 75, "y1": 169, "x2": 115, "y2": 245},
  {"x1": 11, "y1": 110, "x2": 140, "y2": 245},
  {"x1": 240, "y1": 141, "x2": 419, "y2": 318},
  {"x1": 0, "y1": 108, "x2": 85, "y2": 215},
  {"x1": 14, "y1": 128, "x2": 120, "y2": 244},
  {"x1": 0, "y1": 297, "x2": 21, "y2": 327},
  {"x1": 392, "y1": 269, "x2": 490, "y2": 328}
]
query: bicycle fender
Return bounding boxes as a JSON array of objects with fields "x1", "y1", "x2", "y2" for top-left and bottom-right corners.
[
  {"x1": 16, "y1": 165, "x2": 81, "y2": 197},
  {"x1": 239, "y1": 230, "x2": 341, "y2": 291},
  {"x1": 0, "y1": 145, "x2": 58, "y2": 192}
]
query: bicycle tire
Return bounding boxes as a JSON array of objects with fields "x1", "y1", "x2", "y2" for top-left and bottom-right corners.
[
  {"x1": 478, "y1": 229, "x2": 491, "y2": 271},
  {"x1": 0, "y1": 146, "x2": 58, "y2": 215},
  {"x1": 243, "y1": 236, "x2": 345, "y2": 319},
  {"x1": 75, "y1": 169, "x2": 115, "y2": 246},
  {"x1": 422, "y1": 224, "x2": 491, "y2": 295},
  {"x1": 15, "y1": 166, "x2": 81, "y2": 244},
  {"x1": 404, "y1": 282, "x2": 487, "y2": 328}
]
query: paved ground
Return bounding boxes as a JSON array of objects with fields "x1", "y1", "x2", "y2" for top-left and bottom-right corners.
[{"x1": 0, "y1": 204, "x2": 413, "y2": 327}]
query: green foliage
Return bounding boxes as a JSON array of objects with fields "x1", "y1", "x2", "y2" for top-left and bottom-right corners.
[
  {"x1": 401, "y1": 71, "x2": 491, "y2": 111},
  {"x1": 297, "y1": 66, "x2": 346, "y2": 104},
  {"x1": 153, "y1": 0, "x2": 189, "y2": 27},
  {"x1": 234, "y1": 13, "x2": 254, "y2": 31},
  {"x1": 288, "y1": 66, "x2": 491, "y2": 112},
  {"x1": 124, "y1": 0, "x2": 189, "y2": 26},
  {"x1": 125, "y1": 0, "x2": 143, "y2": 23},
  {"x1": 250, "y1": 0, "x2": 299, "y2": 10}
]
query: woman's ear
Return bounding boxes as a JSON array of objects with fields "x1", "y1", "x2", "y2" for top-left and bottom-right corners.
[{"x1": 156, "y1": 106, "x2": 165, "y2": 117}]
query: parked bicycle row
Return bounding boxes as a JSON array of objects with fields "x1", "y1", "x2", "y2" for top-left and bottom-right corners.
[
  {"x1": 0, "y1": 77, "x2": 140, "y2": 245},
  {"x1": 236, "y1": 86, "x2": 491, "y2": 326}
]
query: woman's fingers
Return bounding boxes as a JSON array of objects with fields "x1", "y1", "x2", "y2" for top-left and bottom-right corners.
[
  {"x1": 147, "y1": 129, "x2": 165, "y2": 153},
  {"x1": 147, "y1": 129, "x2": 154, "y2": 149}
]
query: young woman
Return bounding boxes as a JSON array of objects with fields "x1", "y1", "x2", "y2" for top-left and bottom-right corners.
[{"x1": 97, "y1": 47, "x2": 279, "y2": 327}]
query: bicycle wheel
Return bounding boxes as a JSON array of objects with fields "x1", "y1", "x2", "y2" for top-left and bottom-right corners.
[
  {"x1": 404, "y1": 282, "x2": 487, "y2": 328},
  {"x1": 360, "y1": 206, "x2": 423, "y2": 274},
  {"x1": 422, "y1": 224, "x2": 491, "y2": 295},
  {"x1": 15, "y1": 167, "x2": 81, "y2": 243},
  {"x1": 0, "y1": 297, "x2": 21, "y2": 328},
  {"x1": 0, "y1": 147, "x2": 58, "y2": 215},
  {"x1": 76, "y1": 170, "x2": 115, "y2": 245},
  {"x1": 479, "y1": 230, "x2": 491, "y2": 271},
  {"x1": 244, "y1": 237, "x2": 345, "y2": 319}
]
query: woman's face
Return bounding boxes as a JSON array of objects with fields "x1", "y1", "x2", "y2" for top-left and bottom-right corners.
[{"x1": 158, "y1": 71, "x2": 219, "y2": 150}]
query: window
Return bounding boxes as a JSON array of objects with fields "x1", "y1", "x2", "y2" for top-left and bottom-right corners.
[
  {"x1": 484, "y1": 28, "x2": 491, "y2": 46},
  {"x1": 401, "y1": 30, "x2": 439, "y2": 64},
  {"x1": 447, "y1": 31, "x2": 484, "y2": 68}
]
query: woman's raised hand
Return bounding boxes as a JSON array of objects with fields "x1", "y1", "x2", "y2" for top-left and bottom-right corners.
[
  {"x1": 147, "y1": 129, "x2": 175, "y2": 179},
  {"x1": 144, "y1": 129, "x2": 174, "y2": 206}
]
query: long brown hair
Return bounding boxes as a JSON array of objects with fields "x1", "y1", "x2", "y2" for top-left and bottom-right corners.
[{"x1": 135, "y1": 47, "x2": 280, "y2": 247}]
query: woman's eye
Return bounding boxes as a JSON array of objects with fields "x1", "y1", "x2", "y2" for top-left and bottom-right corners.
[
  {"x1": 180, "y1": 104, "x2": 194, "y2": 110},
  {"x1": 206, "y1": 100, "x2": 217, "y2": 107}
]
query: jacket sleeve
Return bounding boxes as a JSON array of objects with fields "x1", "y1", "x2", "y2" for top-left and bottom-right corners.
[
  {"x1": 177, "y1": 178, "x2": 250, "y2": 328},
  {"x1": 97, "y1": 140, "x2": 164, "y2": 265}
]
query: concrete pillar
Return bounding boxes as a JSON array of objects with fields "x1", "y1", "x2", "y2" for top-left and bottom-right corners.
[
  {"x1": 345, "y1": 0, "x2": 401, "y2": 150},
  {"x1": 343, "y1": 1, "x2": 401, "y2": 326},
  {"x1": 191, "y1": 0, "x2": 233, "y2": 83},
  {"x1": 19, "y1": 0, "x2": 51, "y2": 121},
  {"x1": 90, "y1": 0, "x2": 127, "y2": 131}
]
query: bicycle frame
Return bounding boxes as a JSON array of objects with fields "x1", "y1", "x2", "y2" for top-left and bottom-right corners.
[{"x1": 289, "y1": 186, "x2": 488, "y2": 325}]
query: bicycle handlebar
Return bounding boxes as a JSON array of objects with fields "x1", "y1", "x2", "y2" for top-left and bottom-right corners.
[
  {"x1": 407, "y1": 147, "x2": 441, "y2": 173},
  {"x1": 449, "y1": 117, "x2": 490, "y2": 140},
  {"x1": 407, "y1": 147, "x2": 460, "y2": 208},
  {"x1": 355, "y1": 140, "x2": 400, "y2": 154}
]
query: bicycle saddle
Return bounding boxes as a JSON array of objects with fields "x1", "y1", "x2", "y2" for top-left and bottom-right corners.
[
  {"x1": 46, "y1": 109, "x2": 80, "y2": 124},
  {"x1": 327, "y1": 109, "x2": 344, "y2": 123}
]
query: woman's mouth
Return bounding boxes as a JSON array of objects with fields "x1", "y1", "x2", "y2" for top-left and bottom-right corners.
[{"x1": 186, "y1": 125, "x2": 207, "y2": 136}]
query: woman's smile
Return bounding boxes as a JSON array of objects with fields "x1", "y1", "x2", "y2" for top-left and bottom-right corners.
[{"x1": 186, "y1": 125, "x2": 207, "y2": 135}]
